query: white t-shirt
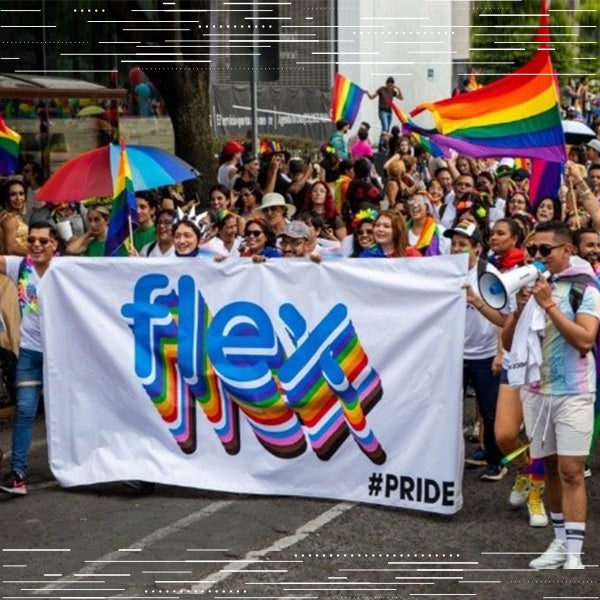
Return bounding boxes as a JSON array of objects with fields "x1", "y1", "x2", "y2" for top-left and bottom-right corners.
[
  {"x1": 217, "y1": 163, "x2": 237, "y2": 189},
  {"x1": 6, "y1": 256, "x2": 43, "y2": 352},
  {"x1": 464, "y1": 261, "x2": 502, "y2": 360},
  {"x1": 140, "y1": 241, "x2": 175, "y2": 257}
]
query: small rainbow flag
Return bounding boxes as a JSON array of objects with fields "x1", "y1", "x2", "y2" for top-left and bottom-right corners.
[
  {"x1": 0, "y1": 116, "x2": 21, "y2": 176},
  {"x1": 331, "y1": 73, "x2": 365, "y2": 126},
  {"x1": 259, "y1": 137, "x2": 285, "y2": 156},
  {"x1": 105, "y1": 141, "x2": 139, "y2": 256}
]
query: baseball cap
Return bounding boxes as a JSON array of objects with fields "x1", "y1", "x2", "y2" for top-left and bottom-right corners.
[
  {"x1": 222, "y1": 140, "x2": 244, "y2": 155},
  {"x1": 511, "y1": 168, "x2": 530, "y2": 182},
  {"x1": 443, "y1": 220, "x2": 482, "y2": 243},
  {"x1": 280, "y1": 220, "x2": 311, "y2": 240}
]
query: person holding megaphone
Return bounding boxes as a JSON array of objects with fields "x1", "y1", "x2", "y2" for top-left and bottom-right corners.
[
  {"x1": 501, "y1": 220, "x2": 600, "y2": 570},
  {"x1": 447, "y1": 221, "x2": 509, "y2": 482}
]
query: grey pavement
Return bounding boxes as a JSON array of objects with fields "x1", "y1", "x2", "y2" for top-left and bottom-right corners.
[{"x1": 0, "y1": 415, "x2": 598, "y2": 600}]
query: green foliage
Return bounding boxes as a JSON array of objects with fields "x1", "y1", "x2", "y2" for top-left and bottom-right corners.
[{"x1": 470, "y1": 0, "x2": 577, "y2": 86}]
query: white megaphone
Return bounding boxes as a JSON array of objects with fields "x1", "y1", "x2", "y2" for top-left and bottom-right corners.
[{"x1": 478, "y1": 261, "x2": 547, "y2": 310}]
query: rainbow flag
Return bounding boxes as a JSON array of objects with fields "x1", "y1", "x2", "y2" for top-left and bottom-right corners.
[
  {"x1": 105, "y1": 142, "x2": 138, "y2": 256},
  {"x1": 410, "y1": 49, "x2": 566, "y2": 163},
  {"x1": 389, "y1": 101, "x2": 447, "y2": 158},
  {"x1": 0, "y1": 116, "x2": 21, "y2": 176},
  {"x1": 331, "y1": 73, "x2": 364, "y2": 126}
]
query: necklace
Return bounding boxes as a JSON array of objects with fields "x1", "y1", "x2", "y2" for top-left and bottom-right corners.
[{"x1": 17, "y1": 255, "x2": 38, "y2": 313}]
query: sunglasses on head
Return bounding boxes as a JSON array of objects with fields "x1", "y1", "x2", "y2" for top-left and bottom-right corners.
[
  {"x1": 526, "y1": 243, "x2": 565, "y2": 258},
  {"x1": 27, "y1": 236, "x2": 51, "y2": 246}
]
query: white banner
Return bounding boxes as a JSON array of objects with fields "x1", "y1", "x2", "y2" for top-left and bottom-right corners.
[{"x1": 41, "y1": 255, "x2": 467, "y2": 515}]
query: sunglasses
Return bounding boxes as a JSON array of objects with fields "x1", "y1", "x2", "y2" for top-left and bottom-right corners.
[
  {"x1": 526, "y1": 243, "x2": 565, "y2": 258},
  {"x1": 27, "y1": 236, "x2": 51, "y2": 246},
  {"x1": 357, "y1": 229, "x2": 373, "y2": 236},
  {"x1": 245, "y1": 230, "x2": 263, "y2": 238}
]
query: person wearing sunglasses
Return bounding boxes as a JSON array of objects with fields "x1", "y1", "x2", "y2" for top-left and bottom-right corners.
[
  {"x1": 502, "y1": 220, "x2": 600, "y2": 570},
  {"x1": 0, "y1": 222, "x2": 59, "y2": 496},
  {"x1": 239, "y1": 218, "x2": 281, "y2": 261}
]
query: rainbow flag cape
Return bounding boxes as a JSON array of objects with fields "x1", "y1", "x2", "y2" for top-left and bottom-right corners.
[
  {"x1": 0, "y1": 116, "x2": 21, "y2": 176},
  {"x1": 331, "y1": 73, "x2": 365, "y2": 126},
  {"x1": 105, "y1": 142, "x2": 139, "y2": 256},
  {"x1": 389, "y1": 101, "x2": 447, "y2": 159}
]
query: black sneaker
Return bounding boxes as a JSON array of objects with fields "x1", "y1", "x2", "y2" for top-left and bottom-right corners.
[
  {"x1": 122, "y1": 480, "x2": 156, "y2": 494},
  {"x1": 465, "y1": 447, "x2": 487, "y2": 467},
  {"x1": 0, "y1": 471, "x2": 27, "y2": 495}
]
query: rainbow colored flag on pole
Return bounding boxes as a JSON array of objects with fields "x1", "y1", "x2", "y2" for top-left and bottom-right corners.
[
  {"x1": 0, "y1": 117, "x2": 21, "y2": 176},
  {"x1": 331, "y1": 73, "x2": 365, "y2": 126},
  {"x1": 105, "y1": 141, "x2": 139, "y2": 256},
  {"x1": 409, "y1": 48, "x2": 566, "y2": 163}
]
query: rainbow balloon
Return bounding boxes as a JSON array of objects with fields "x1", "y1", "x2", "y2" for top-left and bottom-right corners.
[
  {"x1": 331, "y1": 73, "x2": 365, "y2": 126},
  {"x1": 0, "y1": 117, "x2": 21, "y2": 176}
]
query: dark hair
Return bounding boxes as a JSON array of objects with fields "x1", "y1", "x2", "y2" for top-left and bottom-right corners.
[
  {"x1": 386, "y1": 76, "x2": 395, "y2": 84},
  {"x1": 505, "y1": 190, "x2": 532, "y2": 217},
  {"x1": 338, "y1": 159, "x2": 353, "y2": 174},
  {"x1": 22, "y1": 161, "x2": 44, "y2": 184},
  {"x1": 155, "y1": 208, "x2": 176, "y2": 225},
  {"x1": 296, "y1": 210, "x2": 325, "y2": 232},
  {"x1": 173, "y1": 219, "x2": 202, "y2": 242},
  {"x1": 336, "y1": 119, "x2": 349, "y2": 131},
  {"x1": 29, "y1": 220, "x2": 58, "y2": 239},
  {"x1": 1, "y1": 177, "x2": 26, "y2": 209},
  {"x1": 534, "y1": 196, "x2": 561, "y2": 222},
  {"x1": 358, "y1": 128, "x2": 369, "y2": 141},
  {"x1": 493, "y1": 218, "x2": 525, "y2": 248},
  {"x1": 568, "y1": 145, "x2": 586, "y2": 164},
  {"x1": 434, "y1": 166, "x2": 451, "y2": 179},
  {"x1": 236, "y1": 180, "x2": 263, "y2": 212},
  {"x1": 573, "y1": 227, "x2": 599, "y2": 249},
  {"x1": 216, "y1": 210, "x2": 237, "y2": 231},
  {"x1": 353, "y1": 157, "x2": 371, "y2": 179},
  {"x1": 589, "y1": 162, "x2": 600, "y2": 175},
  {"x1": 135, "y1": 190, "x2": 159, "y2": 210},
  {"x1": 208, "y1": 184, "x2": 231, "y2": 205},
  {"x1": 535, "y1": 219, "x2": 573, "y2": 244},
  {"x1": 244, "y1": 217, "x2": 277, "y2": 250}
]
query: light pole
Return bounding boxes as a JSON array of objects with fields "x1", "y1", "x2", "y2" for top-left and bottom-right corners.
[{"x1": 250, "y1": 0, "x2": 259, "y2": 155}]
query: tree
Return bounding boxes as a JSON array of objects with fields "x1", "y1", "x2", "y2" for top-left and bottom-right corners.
[
  {"x1": 470, "y1": 0, "x2": 575, "y2": 85},
  {"x1": 108, "y1": 0, "x2": 214, "y2": 195},
  {"x1": 576, "y1": 0, "x2": 600, "y2": 75}
]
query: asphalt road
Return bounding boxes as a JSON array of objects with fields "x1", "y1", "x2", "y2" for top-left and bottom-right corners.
[{"x1": 1, "y1": 415, "x2": 599, "y2": 600}]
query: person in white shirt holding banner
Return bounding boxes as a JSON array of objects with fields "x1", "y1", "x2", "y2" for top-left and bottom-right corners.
[{"x1": 0, "y1": 221, "x2": 59, "y2": 496}]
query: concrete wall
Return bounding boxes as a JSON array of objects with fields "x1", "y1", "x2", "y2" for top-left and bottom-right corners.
[{"x1": 337, "y1": 0, "x2": 455, "y2": 136}]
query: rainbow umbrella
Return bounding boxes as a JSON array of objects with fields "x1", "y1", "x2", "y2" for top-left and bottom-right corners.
[{"x1": 37, "y1": 143, "x2": 200, "y2": 203}]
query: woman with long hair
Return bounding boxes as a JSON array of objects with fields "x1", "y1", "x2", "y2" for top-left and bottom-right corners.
[
  {"x1": 302, "y1": 180, "x2": 346, "y2": 241},
  {"x1": 359, "y1": 210, "x2": 420, "y2": 258},
  {"x1": 239, "y1": 217, "x2": 282, "y2": 259},
  {"x1": 0, "y1": 178, "x2": 29, "y2": 256},
  {"x1": 406, "y1": 194, "x2": 448, "y2": 256}
]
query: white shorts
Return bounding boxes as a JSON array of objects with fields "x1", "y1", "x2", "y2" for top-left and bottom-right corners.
[{"x1": 521, "y1": 390, "x2": 594, "y2": 458}]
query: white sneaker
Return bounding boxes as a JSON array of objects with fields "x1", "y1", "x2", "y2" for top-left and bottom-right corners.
[
  {"x1": 529, "y1": 539, "x2": 566, "y2": 570},
  {"x1": 563, "y1": 555, "x2": 584, "y2": 570},
  {"x1": 509, "y1": 474, "x2": 529, "y2": 507},
  {"x1": 527, "y1": 482, "x2": 549, "y2": 527}
]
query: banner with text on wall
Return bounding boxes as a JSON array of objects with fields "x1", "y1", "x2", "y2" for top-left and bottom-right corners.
[{"x1": 41, "y1": 255, "x2": 467, "y2": 515}]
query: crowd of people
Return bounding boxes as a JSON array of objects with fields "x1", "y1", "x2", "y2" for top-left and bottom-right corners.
[{"x1": 0, "y1": 104, "x2": 600, "y2": 572}]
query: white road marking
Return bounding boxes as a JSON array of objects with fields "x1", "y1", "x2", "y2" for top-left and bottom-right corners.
[{"x1": 37, "y1": 500, "x2": 235, "y2": 593}]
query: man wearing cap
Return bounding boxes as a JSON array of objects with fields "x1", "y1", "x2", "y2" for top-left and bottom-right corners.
[
  {"x1": 511, "y1": 167, "x2": 530, "y2": 194},
  {"x1": 446, "y1": 221, "x2": 508, "y2": 482},
  {"x1": 279, "y1": 220, "x2": 315, "y2": 259},
  {"x1": 232, "y1": 152, "x2": 261, "y2": 191},
  {"x1": 218, "y1": 140, "x2": 245, "y2": 189},
  {"x1": 252, "y1": 192, "x2": 296, "y2": 237}
]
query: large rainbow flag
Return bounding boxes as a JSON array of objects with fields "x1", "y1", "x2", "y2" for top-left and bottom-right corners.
[
  {"x1": 0, "y1": 117, "x2": 21, "y2": 176},
  {"x1": 331, "y1": 73, "x2": 364, "y2": 126},
  {"x1": 105, "y1": 142, "x2": 139, "y2": 256},
  {"x1": 408, "y1": 49, "x2": 566, "y2": 163}
]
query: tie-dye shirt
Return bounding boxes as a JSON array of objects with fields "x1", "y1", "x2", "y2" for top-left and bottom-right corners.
[{"x1": 532, "y1": 279, "x2": 600, "y2": 395}]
